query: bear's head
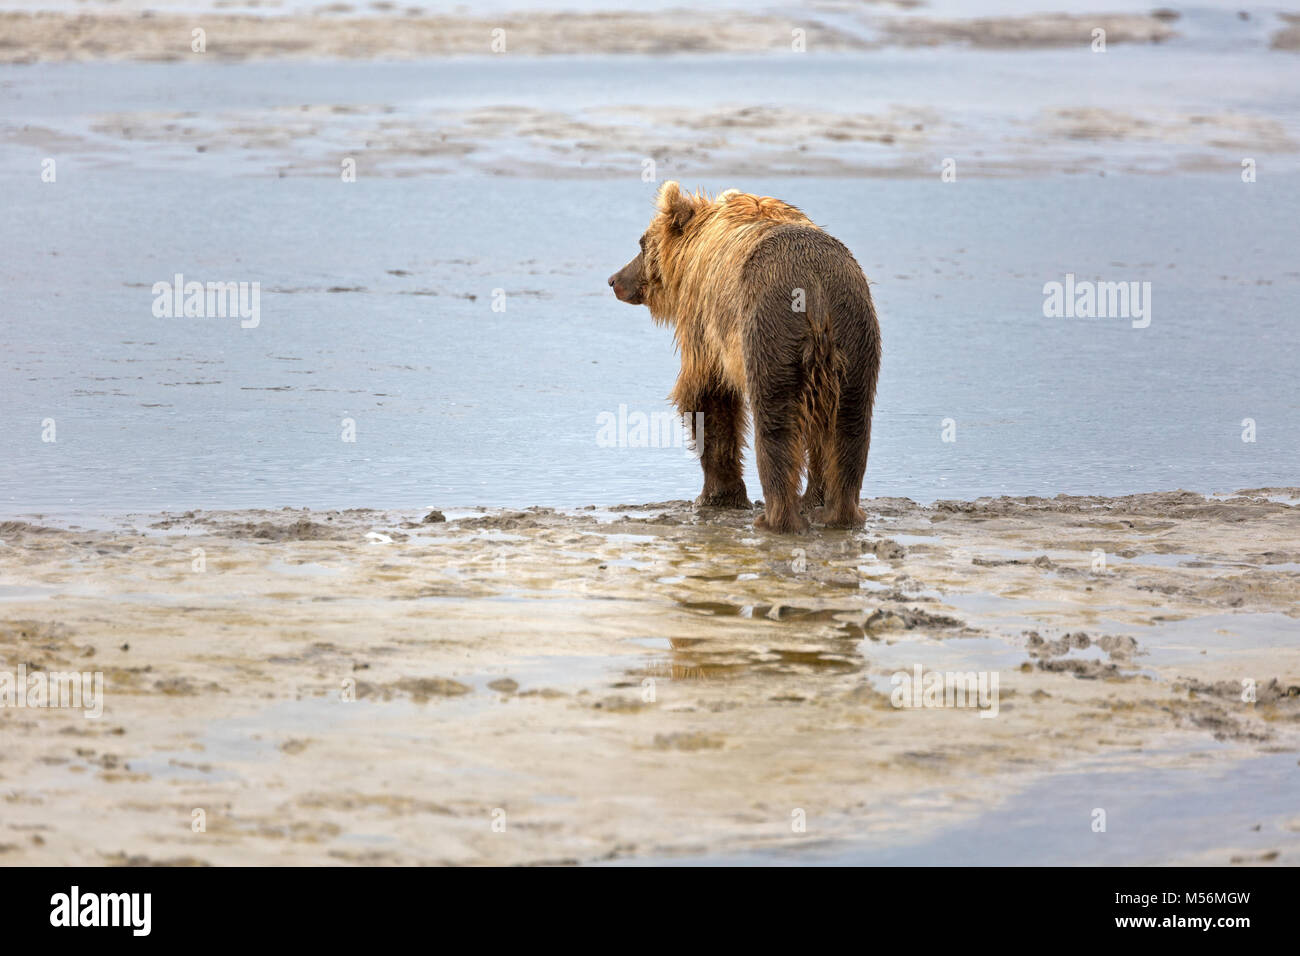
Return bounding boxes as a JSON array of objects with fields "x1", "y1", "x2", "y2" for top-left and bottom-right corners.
[{"x1": 607, "y1": 181, "x2": 702, "y2": 311}]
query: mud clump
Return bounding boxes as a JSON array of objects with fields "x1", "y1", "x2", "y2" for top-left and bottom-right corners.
[
  {"x1": 1026, "y1": 630, "x2": 1141, "y2": 663},
  {"x1": 881, "y1": 606, "x2": 964, "y2": 630},
  {"x1": 1247, "y1": 550, "x2": 1300, "y2": 565},
  {"x1": 653, "y1": 732, "x2": 723, "y2": 751},
  {"x1": 594, "y1": 695, "x2": 645, "y2": 713},
  {"x1": 154, "y1": 677, "x2": 205, "y2": 696},
  {"x1": 102, "y1": 852, "x2": 211, "y2": 867},
  {"x1": 224, "y1": 518, "x2": 347, "y2": 541},
  {"x1": 297, "y1": 791, "x2": 453, "y2": 815},
  {"x1": 1177, "y1": 677, "x2": 1300, "y2": 708},
  {"x1": 864, "y1": 497, "x2": 920, "y2": 517},
  {"x1": 609, "y1": 501, "x2": 692, "y2": 512},
  {"x1": 0, "y1": 521, "x2": 60, "y2": 538},
  {"x1": 356, "y1": 677, "x2": 472, "y2": 702},
  {"x1": 1231, "y1": 850, "x2": 1281, "y2": 863},
  {"x1": 1096, "y1": 634, "x2": 1140, "y2": 660},
  {"x1": 1269, "y1": 17, "x2": 1299, "y2": 48},
  {"x1": 1026, "y1": 631, "x2": 1092, "y2": 657},
  {"x1": 1024, "y1": 630, "x2": 1142, "y2": 678},
  {"x1": 973, "y1": 554, "x2": 1055, "y2": 569},
  {"x1": 841, "y1": 605, "x2": 967, "y2": 637},
  {"x1": 1165, "y1": 698, "x2": 1272, "y2": 743},
  {"x1": 517, "y1": 687, "x2": 567, "y2": 699},
  {"x1": 395, "y1": 677, "x2": 472, "y2": 701},
  {"x1": 455, "y1": 512, "x2": 540, "y2": 530},
  {"x1": 863, "y1": 538, "x2": 906, "y2": 560},
  {"x1": 1037, "y1": 657, "x2": 1121, "y2": 679},
  {"x1": 0, "y1": 619, "x2": 74, "y2": 645}
]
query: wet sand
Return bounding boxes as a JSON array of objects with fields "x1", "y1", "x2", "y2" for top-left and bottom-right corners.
[
  {"x1": 2, "y1": 490, "x2": 1297, "y2": 865},
  {"x1": 1, "y1": 10, "x2": 862, "y2": 62},
  {"x1": 879, "y1": 12, "x2": 1177, "y2": 47},
  {"x1": 20, "y1": 99, "x2": 1291, "y2": 180}
]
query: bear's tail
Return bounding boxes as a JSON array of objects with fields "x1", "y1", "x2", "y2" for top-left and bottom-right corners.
[
  {"x1": 798, "y1": 292, "x2": 842, "y2": 469},
  {"x1": 799, "y1": 323, "x2": 840, "y2": 437}
]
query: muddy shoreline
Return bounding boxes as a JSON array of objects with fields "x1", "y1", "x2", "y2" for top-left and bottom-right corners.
[
  {"x1": 0, "y1": 10, "x2": 1196, "y2": 64},
  {"x1": 2, "y1": 489, "x2": 1297, "y2": 865},
  {"x1": 6, "y1": 6, "x2": 1297, "y2": 64}
]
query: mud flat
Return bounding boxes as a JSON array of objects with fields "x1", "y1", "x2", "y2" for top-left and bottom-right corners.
[
  {"x1": 0, "y1": 8, "x2": 1197, "y2": 64},
  {"x1": 23, "y1": 99, "x2": 1290, "y2": 180},
  {"x1": 1, "y1": 489, "x2": 1297, "y2": 865},
  {"x1": 0, "y1": 10, "x2": 868, "y2": 63},
  {"x1": 878, "y1": 12, "x2": 1178, "y2": 48}
]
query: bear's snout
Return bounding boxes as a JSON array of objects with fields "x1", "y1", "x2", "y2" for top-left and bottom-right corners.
[
  {"x1": 608, "y1": 252, "x2": 646, "y2": 305},
  {"x1": 608, "y1": 273, "x2": 641, "y2": 305}
]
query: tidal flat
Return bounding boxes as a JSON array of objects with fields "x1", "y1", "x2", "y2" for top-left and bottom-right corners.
[{"x1": 1, "y1": 490, "x2": 1297, "y2": 865}]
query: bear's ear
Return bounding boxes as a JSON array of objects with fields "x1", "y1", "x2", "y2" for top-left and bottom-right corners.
[{"x1": 656, "y1": 180, "x2": 696, "y2": 232}]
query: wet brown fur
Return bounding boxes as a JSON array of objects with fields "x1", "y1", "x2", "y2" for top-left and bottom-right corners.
[{"x1": 608, "y1": 181, "x2": 881, "y2": 534}]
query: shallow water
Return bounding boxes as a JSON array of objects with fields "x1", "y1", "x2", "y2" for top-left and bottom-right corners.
[
  {"x1": 8, "y1": 44, "x2": 1299, "y2": 176},
  {"x1": 4, "y1": 32, "x2": 1299, "y2": 516},
  {"x1": 607, "y1": 749, "x2": 1300, "y2": 866},
  {"x1": 2, "y1": 169, "x2": 1297, "y2": 515}
]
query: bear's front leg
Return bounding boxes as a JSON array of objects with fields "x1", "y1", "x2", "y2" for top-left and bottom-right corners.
[{"x1": 687, "y1": 387, "x2": 751, "y2": 509}]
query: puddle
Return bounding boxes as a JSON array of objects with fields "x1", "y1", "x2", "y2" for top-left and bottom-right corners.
[
  {"x1": 0, "y1": 583, "x2": 61, "y2": 601},
  {"x1": 264, "y1": 560, "x2": 343, "y2": 577},
  {"x1": 866, "y1": 635, "x2": 1027, "y2": 680},
  {"x1": 1129, "y1": 613, "x2": 1300, "y2": 669},
  {"x1": 1120, "y1": 552, "x2": 1223, "y2": 569},
  {"x1": 606, "y1": 750, "x2": 1300, "y2": 866},
  {"x1": 891, "y1": 534, "x2": 940, "y2": 546}
]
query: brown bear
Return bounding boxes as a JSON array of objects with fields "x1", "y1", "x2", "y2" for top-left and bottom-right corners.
[{"x1": 608, "y1": 182, "x2": 881, "y2": 534}]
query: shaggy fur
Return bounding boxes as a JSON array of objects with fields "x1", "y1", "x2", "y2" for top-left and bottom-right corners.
[{"x1": 608, "y1": 181, "x2": 881, "y2": 534}]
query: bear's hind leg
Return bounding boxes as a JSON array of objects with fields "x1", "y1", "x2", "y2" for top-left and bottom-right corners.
[
  {"x1": 823, "y1": 373, "x2": 870, "y2": 530},
  {"x1": 800, "y1": 432, "x2": 827, "y2": 512},
  {"x1": 750, "y1": 384, "x2": 810, "y2": 535},
  {"x1": 691, "y1": 387, "x2": 750, "y2": 509}
]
